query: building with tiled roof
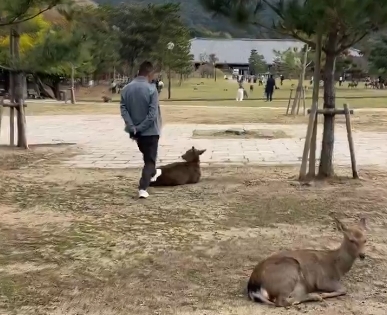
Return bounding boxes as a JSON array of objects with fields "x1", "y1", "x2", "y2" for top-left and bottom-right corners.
[{"x1": 190, "y1": 38, "x2": 362, "y2": 66}]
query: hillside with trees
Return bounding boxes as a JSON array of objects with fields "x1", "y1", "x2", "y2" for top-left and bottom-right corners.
[{"x1": 94, "y1": 0, "x2": 280, "y2": 38}]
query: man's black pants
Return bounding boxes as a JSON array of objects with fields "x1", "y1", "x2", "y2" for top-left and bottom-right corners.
[
  {"x1": 266, "y1": 89, "x2": 273, "y2": 101},
  {"x1": 136, "y1": 135, "x2": 159, "y2": 190}
]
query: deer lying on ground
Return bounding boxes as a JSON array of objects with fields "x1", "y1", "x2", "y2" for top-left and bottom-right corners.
[
  {"x1": 247, "y1": 217, "x2": 367, "y2": 307},
  {"x1": 348, "y1": 81, "x2": 358, "y2": 88},
  {"x1": 150, "y1": 147, "x2": 206, "y2": 186},
  {"x1": 101, "y1": 95, "x2": 112, "y2": 103}
]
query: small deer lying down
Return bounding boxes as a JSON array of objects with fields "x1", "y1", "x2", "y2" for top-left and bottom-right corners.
[
  {"x1": 248, "y1": 217, "x2": 367, "y2": 307},
  {"x1": 150, "y1": 147, "x2": 206, "y2": 186}
]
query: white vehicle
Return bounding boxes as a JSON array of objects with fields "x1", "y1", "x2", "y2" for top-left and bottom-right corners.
[{"x1": 232, "y1": 68, "x2": 239, "y2": 75}]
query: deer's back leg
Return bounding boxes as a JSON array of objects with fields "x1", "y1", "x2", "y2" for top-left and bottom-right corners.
[
  {"x1": 286, "y1": 282, "x2": 323, "y2": 305},
  {"x1": 259, "y1": 257, "x2": 304, "y2": 307},
  {"x1": 317, "y1": 280, "x2": 347, "y2": 299}
]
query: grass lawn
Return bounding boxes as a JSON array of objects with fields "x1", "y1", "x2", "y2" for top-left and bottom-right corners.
[
  {"x1": 76, "y1": 77, "x2": 387, "y2": 104},
  {"x1": 10, "y1": 102, "x2": 387, "y2": 132},
  {"x1": 0, "y1": 146, "x2": 386, "y2": 315}
]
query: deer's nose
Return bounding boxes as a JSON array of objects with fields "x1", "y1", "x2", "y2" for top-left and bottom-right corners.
[{"x1": 359, "y1": 253, "x2": 366, "y2": 260}]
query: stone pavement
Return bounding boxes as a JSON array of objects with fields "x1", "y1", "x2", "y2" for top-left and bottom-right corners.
[{"x1": 1, "y1": 115, "x2": 387, "y2": 168}]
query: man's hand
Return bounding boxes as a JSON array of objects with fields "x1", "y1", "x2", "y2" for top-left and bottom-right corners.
[
  {"x1": 129, "y1": 130, "x2": 139, "y2": 140},
  {"x1": 124, "y1": 125, "x2": 139, "y2": 140}
]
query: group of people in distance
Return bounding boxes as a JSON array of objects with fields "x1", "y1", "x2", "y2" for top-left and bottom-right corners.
[{"x1": 237, "y1": 74, "x2": 281, "y2": 102}]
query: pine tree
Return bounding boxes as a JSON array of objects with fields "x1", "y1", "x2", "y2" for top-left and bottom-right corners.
[{"x1": 248, "y1": 49, "x2": 267, "y2": 75}]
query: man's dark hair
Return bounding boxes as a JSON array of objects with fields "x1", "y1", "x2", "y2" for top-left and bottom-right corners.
[{"x1": 138, "y1": 61, "x2": 154, "y2": 76}]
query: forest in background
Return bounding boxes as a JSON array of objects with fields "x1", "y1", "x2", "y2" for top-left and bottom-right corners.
[{"x1": 94, "y1": 0, "x2": 281, "y2": 38}]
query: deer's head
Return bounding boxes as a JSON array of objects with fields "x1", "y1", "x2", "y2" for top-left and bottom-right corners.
[
  {"x1": 335, "y1": 217, "x2": 367, "y2": 260},
  {"x1": 182, "y1": 146, "x2": 206, "y2": 162}
]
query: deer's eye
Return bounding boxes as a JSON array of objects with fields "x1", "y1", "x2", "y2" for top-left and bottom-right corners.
[{"x1": 350, "y1": 239, "x2": 356, "y2": 243}]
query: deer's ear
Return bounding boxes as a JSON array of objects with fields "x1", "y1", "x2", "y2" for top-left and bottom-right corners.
[
  {"x1": 359, "y1": 217, "x2": 367, "y2": 230},
  {"x1": 334, "y1": 218, "x2": 347, "y2": 232}
]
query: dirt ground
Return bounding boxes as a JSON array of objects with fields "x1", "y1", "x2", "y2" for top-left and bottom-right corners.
[{"x1": 0, "y1": 146, "x2": 386, "y2": 315}]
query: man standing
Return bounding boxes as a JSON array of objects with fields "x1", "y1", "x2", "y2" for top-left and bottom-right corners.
[
  {"x1": 265, "y1": 74, "x2": 276, "y2": 102},
  {"x1": 120, "y1": 61, "x2": 162, "y2": 199}
]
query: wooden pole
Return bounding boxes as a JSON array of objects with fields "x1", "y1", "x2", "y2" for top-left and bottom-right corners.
[
  {"x1": 291, "y1": 83, "x2": 301, "y2": 115},
  {"x1": 299, "y1": 105, "x2": 317, "y2": 180},
  {"x1": 9, "y1": 29, "x2": 14, "y2": 104},
  {"x1": 291, "y1": 45, "x2": 308, "y2": 115},
  {"x1": 308, "y1": 113, "x2": 318, "y2": 176},
  {"x1": 286, "y1": 88, "x2": 293, "y2": 115},
  {"x1": 299, "y1": 32, "x2": 322, "y2": 180},
  {"x1": 296, "y1": 88, "x2": 301, "y2": 114},
  {"x1": 0, "y1": 97, "x2": 3, "y2": 138},
  {"x1": 70, "y1": 64, "x2": 76, "y2": 104},
  {"x1": 296, "y1": 87, "x2": 306, "y2": 115},
  {"x1": 343, "y1": 103, "x2": 358, "y2": 179},
  {"x1": 297, "y1": 97, "x2": 302, "y2": 115},
  {"x1": 10, "y1": 106, "x2": 14, "y2": 146},
  {"x1": 307, "y1": 32, "x2": 322, "y2": 177}
]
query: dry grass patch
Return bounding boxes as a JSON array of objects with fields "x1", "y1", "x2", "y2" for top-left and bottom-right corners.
[
  {"x1": 0, "y1": 148, "x2": 386, "y2": 315},
  {"x1": 0, "y1": 144, "x2": 79, "y2": 170}
]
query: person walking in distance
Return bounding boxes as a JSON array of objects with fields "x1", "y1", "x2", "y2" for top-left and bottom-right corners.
[
  {"x1": 265, "y1": 74, "x2": 276, "y2": 102},
  {"x1": 120, "y1": 61, "x2": 162, "y2": 199}
]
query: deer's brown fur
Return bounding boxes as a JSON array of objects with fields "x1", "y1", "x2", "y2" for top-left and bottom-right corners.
[
  {"x1": 150, "y1": 147, "x2": 206, "y2": 186},
  {"x1": 248, "y1": 218, "x2": 367, "y2": 307},
  {"x1": 102, "y1": 96, "x2": 112, "y2": 103}
]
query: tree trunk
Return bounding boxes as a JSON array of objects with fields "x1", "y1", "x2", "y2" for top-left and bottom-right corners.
[
  {"x1": 70, "y1": 64, "x2": 76, "y2": 104},
  {"x1": 53, "y1": 79, "x2": 61, "y2": 100},
  {"x1": 167, "y1": 67, "x2": 171, "y2": 99},
  {"x1": 12, "y1": 26, "x2": 28, "y2": 149},
  {"x1": 318, "y1": 33, "x2": 338, "y2": 177},
  {"x1": 9, "y1": 29, "x2": 15, "y2": 103},
  {"x1": 130, "y1": 60, "x2": 136, "y2": 77}
]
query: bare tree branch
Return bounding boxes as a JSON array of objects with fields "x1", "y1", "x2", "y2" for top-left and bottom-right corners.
[
  {"x1": 0, "y1": 64, "x2": 12, "y2": 71},
  {"x1": 251, "y1": 19, "x2": 316, "y2": 49},
  {"x1": 0, "y1": 6, "x2": 54, "y2": 26},
  {"x1": 335, "y1": 32, "x2": 369, "y2": 54},
  {"x1": 289, "y1": 30, "x2": 316, "y2": 50}
]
